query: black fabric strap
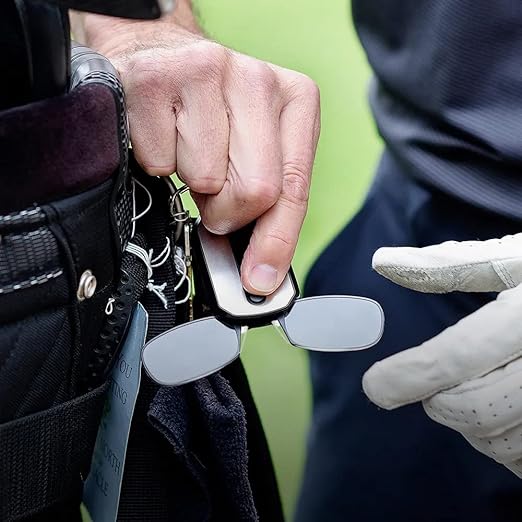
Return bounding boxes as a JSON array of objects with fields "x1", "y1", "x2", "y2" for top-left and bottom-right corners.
[
  {"x1": 0, "y1": 382, "x2": 108, "y2": 522},
  {"x1": 118, "y1": 170, "x2": 180, "y2": 521}
]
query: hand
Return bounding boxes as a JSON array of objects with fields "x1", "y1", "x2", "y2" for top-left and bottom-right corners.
[
  {"x1": 76, "y1": 17, "x2": 320, "y2": 295},
  {"x1": 363, "y1": 234, "x2": 522, "y2": 478}
]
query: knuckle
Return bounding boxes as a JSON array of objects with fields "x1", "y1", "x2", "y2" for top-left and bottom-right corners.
[
  {"x1": 241, "y1": 177, "x2": 280, "y2": 207},
  {"x1": 127, "y1": 42, "x2": 229, "y2": 95},
  {"x1": 235, "y1": 58, "x2": 279, "y2": 96},
  {"x1": 283, "y1": 74, "x2": 321, "y2": 140},
  {"x1": 264, "y1": 229, "x2": 295, "y2": 254},
  {"x1": 256, "y1": 64, "x2": 279, "y2": 93},
  {"x1": 301, "y1": 76, "x2": 321, "y2": 105},
  {"x1": 181, "y1": 41, "x2": 228, "y2": 81},
  {"x1": 194, "y1": 40, "x2": 228, "y2": 61},
  {"x1": 292, "y1": 73, "x2": 321, "y2": 103},
  {"x1": 286, "y1": 73, "x2": 320, "y2": 104},
  {"x1": 281, "y1": 166, "x2": 310, "y2": 206},
  {"x1": 185, "y1": 175, "x2": 224, "y2": 195}
]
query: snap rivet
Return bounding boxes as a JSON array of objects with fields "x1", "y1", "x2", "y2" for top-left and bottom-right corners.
[{"x1": 77, "y1": 270, "x2": 97, "y2": 301}]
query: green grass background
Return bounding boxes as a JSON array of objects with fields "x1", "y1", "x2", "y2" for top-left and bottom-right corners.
[{"x1": 194, "y1": 1, "x2": 382, "y2": 519}]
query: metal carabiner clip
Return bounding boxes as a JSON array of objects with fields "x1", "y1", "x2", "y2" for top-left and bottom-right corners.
[{"x1": 142, "y1": 218, "x2": 385, "y2": 387}]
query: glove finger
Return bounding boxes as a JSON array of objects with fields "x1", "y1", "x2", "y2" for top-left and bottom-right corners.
[
  {"x1": 423, "y1": 357, "x2": 522, "y2": 438},
  {"x1": 362, "y1": 285, "x2": 522, "y2": 409},
  {"x1": 372, "y1": 234, "x2": 522, "y2": 294}
]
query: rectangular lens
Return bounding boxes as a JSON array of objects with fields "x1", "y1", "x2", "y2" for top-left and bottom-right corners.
[
  {"x1": 279, "y1": 295, "x2": 384, "y2": 352},
  {"x1": 142, "y1": 317, "x2": 241, "y2": 386}
]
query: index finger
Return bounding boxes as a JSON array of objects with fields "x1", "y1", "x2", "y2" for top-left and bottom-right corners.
[
  {"x1": 241, "y1": 72, "x2": 320, "y2": 295},
  {"x1": 362, "y1": 284, "x2": 522, "y2": 410}
]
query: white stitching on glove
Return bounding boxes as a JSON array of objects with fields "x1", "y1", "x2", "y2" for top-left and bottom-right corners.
[{"x1": 362, "y1": 234, "x2": 522, "y2": 478}]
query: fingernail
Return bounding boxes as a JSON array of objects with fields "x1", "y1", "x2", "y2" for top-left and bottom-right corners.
[{"x1": 249, "y1": 264, "x2": 278, "y2": 293}]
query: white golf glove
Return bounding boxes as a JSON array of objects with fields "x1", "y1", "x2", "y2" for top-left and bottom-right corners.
[{"x1": 362, "y1": 233, "x2": 522, "y2": 478}]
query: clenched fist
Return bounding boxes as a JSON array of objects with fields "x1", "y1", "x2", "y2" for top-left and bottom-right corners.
[{"x1": 71, "y1": 5, "x2": 320, "y2": 295}]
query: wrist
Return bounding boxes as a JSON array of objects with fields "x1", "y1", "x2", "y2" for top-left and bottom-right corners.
[
  {"x1": 71, "y1": 4, "x2": 202, "y2": 54},
  {"x1": 70, "y1": 13, "x2": 134, "y2": 50}
]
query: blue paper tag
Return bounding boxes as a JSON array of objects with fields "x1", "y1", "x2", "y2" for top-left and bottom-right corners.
[{"x1": 83, "y1": 303, "x2": 148, "y2": 522}]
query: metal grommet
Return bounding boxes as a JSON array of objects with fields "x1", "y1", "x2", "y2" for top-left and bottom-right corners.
[{"x1": 77, "y1": 270, "x2": 97, "y2": 301}]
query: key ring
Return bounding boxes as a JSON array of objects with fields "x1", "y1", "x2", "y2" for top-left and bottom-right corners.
[{"x1": 163, "y1": 178, "x2": 190, "y2": 242}]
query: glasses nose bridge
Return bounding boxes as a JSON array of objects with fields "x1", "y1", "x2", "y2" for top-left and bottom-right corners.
[{"x1": 142, "y1": 295, "x2": 384, "y2": 385}]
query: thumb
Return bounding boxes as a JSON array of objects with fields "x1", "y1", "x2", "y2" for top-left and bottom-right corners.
[{"x1": 372, "y1": 234, "x2": 522, "y2": 294}]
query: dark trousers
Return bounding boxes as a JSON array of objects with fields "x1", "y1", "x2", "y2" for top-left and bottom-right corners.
[{"x1": 295, "y1": 151, "x2": 522, "y2": 522}]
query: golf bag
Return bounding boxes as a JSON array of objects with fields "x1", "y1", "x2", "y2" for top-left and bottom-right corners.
[{"x1": 0, "y1": 2, "x2": 284, "y2": 521}]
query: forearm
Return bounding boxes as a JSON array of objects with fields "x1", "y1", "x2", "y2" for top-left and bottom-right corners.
[{"x1": 70, "y1": 0, "x2": 202, "y2": 51}]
